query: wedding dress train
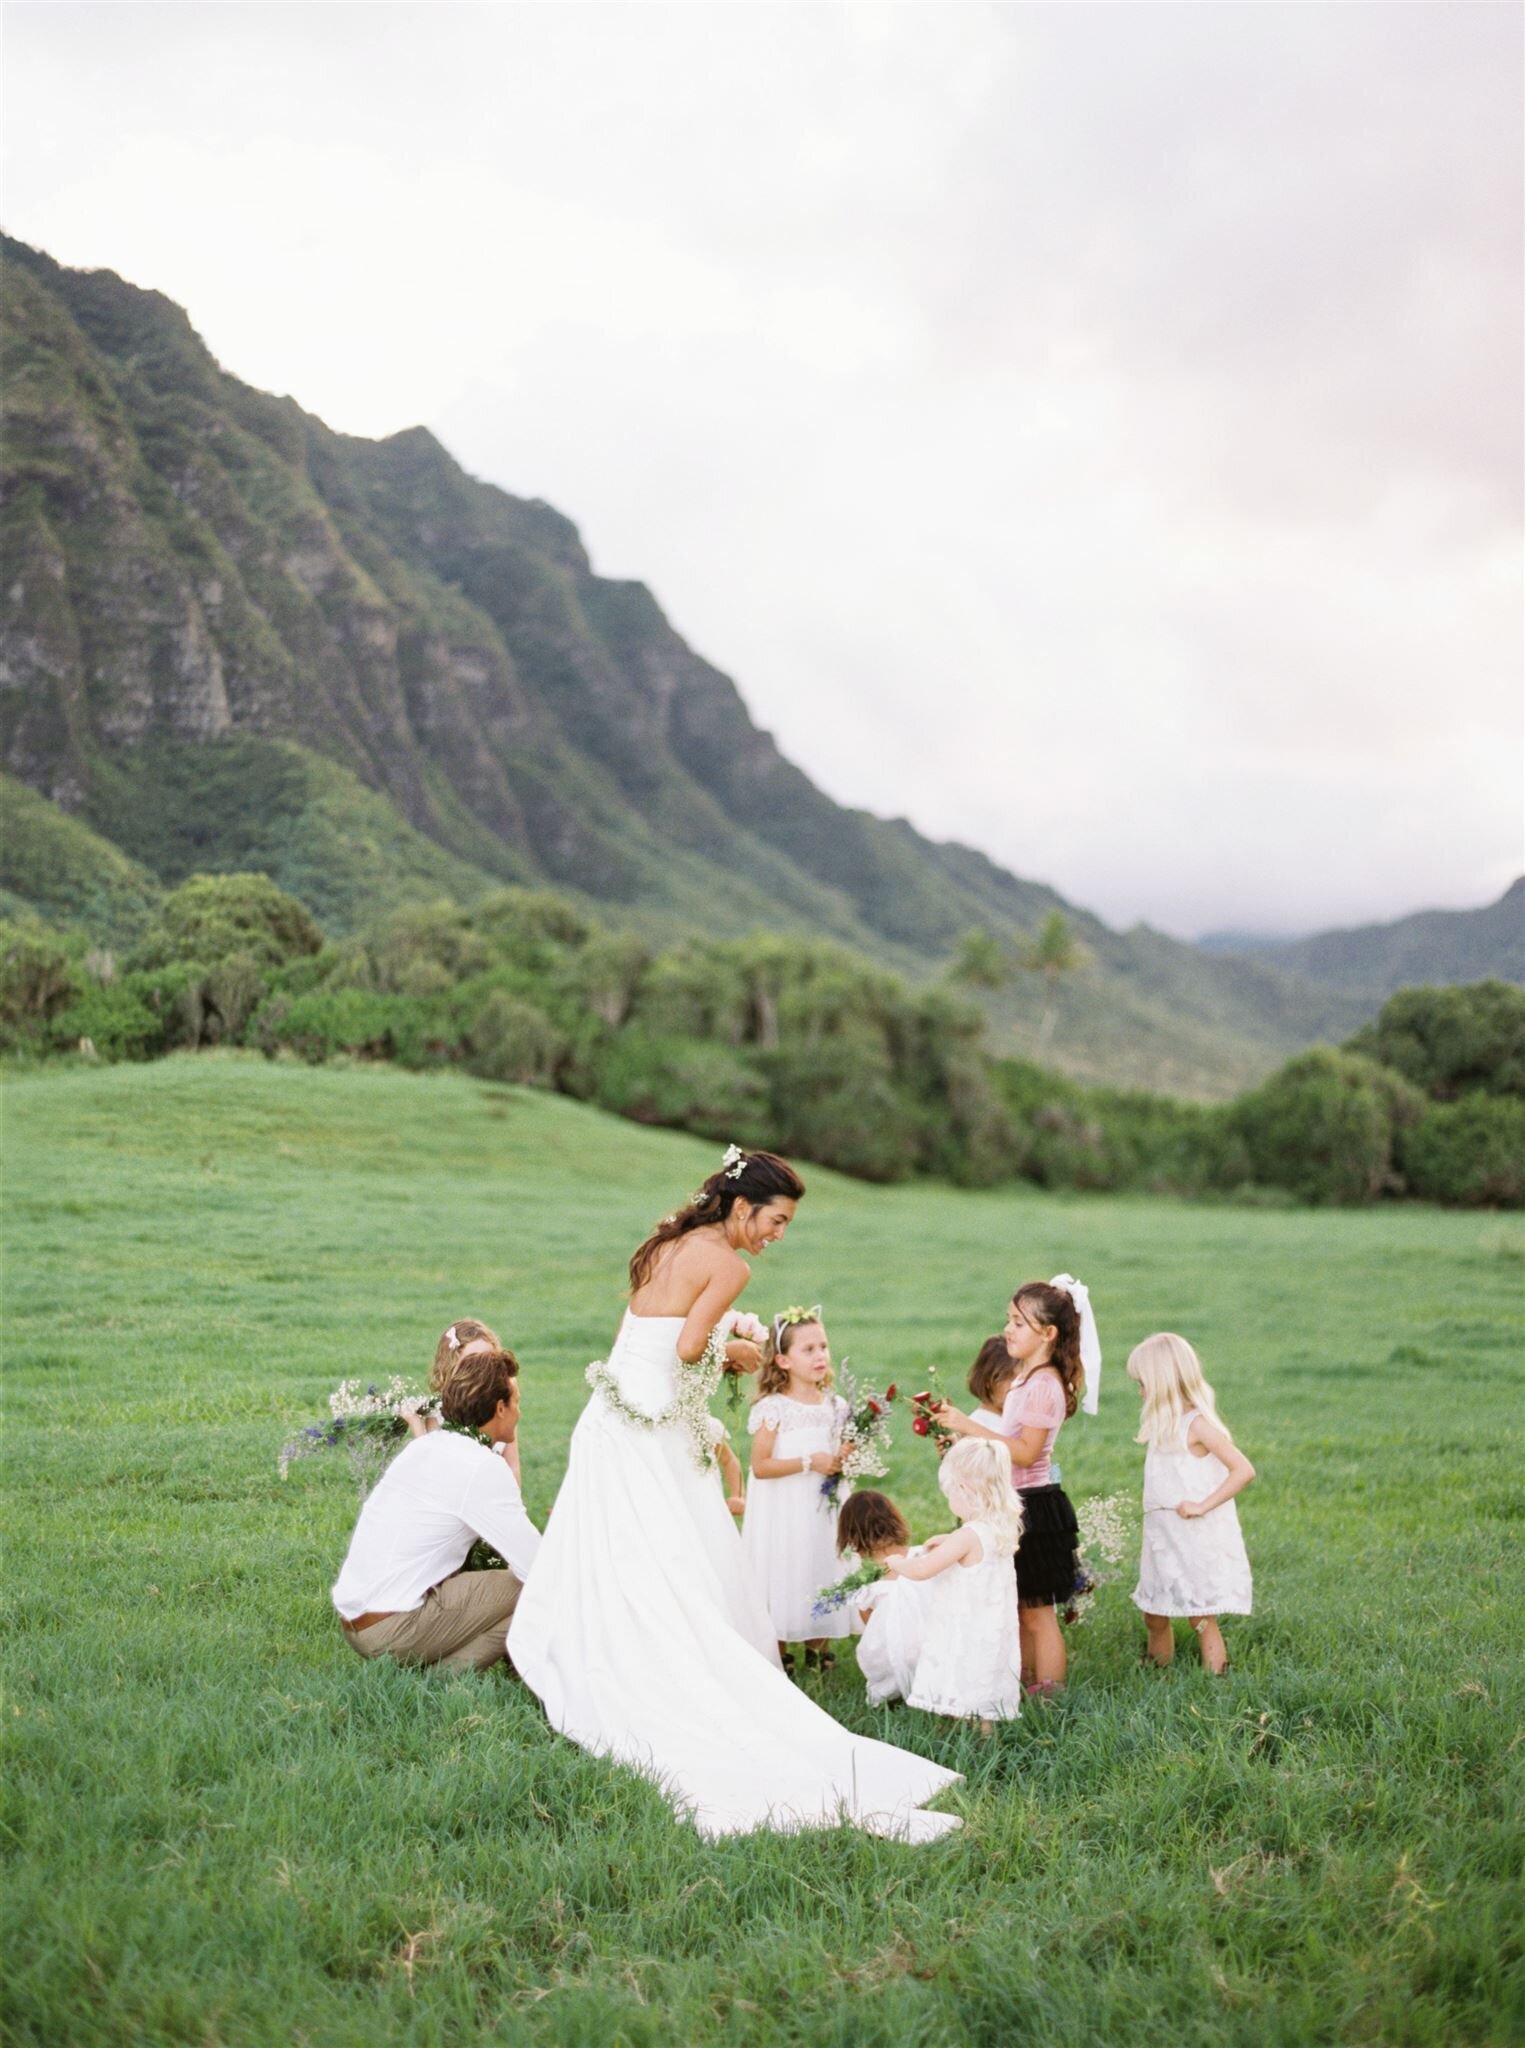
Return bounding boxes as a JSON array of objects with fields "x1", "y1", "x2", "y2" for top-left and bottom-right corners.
[{"x1": 508, "y1": 1312, "x2": 962, "y2": 1840}]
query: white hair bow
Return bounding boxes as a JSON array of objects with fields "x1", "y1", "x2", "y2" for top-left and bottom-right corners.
[{"x1": 1050, "y1": 1273, "x2": 1101, "y2": 1414}]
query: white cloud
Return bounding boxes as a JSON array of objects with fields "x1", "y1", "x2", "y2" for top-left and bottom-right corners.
[{"x1": 3, "y1": 0, "x2": 1519, "y2": 936}]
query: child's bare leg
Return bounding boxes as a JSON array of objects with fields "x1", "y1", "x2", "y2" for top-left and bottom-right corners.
[
  {"x1": 1143, "y1": 1612, "x2": 1175, "y2": 1667},
  {"x1": 1191, "y1": 1615, "x2": 1227, "y2": 1674},
  {"x1": 1023, "y1": 1605, "x2": 1066, "y2": 1688},
  {"x1": 1017, "y1": 1608, "x2": 1037, "y2": 1686}
]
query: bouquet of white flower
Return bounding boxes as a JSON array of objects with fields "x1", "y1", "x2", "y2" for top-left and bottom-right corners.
[{"x1": 278, "y1": 1376, "x2": 435, "y2": 1501}]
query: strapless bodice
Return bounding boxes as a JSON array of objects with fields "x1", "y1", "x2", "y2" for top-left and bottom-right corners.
[{"x1": 603, "y1": 1310, "x2": 685, "y2": 1420}]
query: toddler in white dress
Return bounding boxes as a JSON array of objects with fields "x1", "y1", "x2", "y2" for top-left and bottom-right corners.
[
  {"x1": 1128, "y1": 1333, "x2": 1255, "y2": 1675},
  {"x1": 883, "y1": 1440, "x2": 1025, "y2": 1732},
  {"x1": 741, "y1": 1309, "x2": 850, "y2": 1671},
  {"x1": 835, "y1": 1491, "x2": 931, "y2": 1709}
]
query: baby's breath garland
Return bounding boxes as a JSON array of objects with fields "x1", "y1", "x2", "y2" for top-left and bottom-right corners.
[{"x1": 585, "y1": 1324, "x2": 730, "y2": 1470}]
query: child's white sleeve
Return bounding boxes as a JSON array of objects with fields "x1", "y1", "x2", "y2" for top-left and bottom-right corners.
[{"x1": 705, "y1": 1415, "x2": 728, "y2": 1446}]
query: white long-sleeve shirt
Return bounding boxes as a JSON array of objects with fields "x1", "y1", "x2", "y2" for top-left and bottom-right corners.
[{"x1": 331, "y1": 1431, "x2": 541, "y2": 1619}]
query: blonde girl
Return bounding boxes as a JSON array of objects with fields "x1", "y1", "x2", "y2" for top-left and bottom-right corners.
[
  {"x1": 884, "y1": 1439, "x2": 1025, "y2": 1731},
  {"x1": 741, "y1": 1308, "x2": 850, "y2": 1673},
  {"x1": 1128, "y1": 1333, "x2": 1255, "y2": 1675}
]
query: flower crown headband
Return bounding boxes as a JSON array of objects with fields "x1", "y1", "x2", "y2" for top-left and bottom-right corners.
[
  {"x1": 665, "y1": 1142, "x2": 751, "y2": 1222},
  {"x1": 772, "y1": 1302, "x2": 823, "y2": 1346}
]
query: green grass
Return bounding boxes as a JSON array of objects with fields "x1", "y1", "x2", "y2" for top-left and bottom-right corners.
[{"x1": 3, "y1": 1056, "x2": 1522, "y2": 2047}]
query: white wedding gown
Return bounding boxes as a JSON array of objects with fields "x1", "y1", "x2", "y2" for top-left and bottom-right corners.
[{"x1": 508, "y1": 1312, "x2": 963, "y2": 1840}]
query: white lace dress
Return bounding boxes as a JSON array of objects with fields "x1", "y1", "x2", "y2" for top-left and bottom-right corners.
[
  {"x1": 1132, "y1": 1409, "x2": 1253, "y2": 1617},
  {"x1": 904, "y1": 1521, "x2": 1023, "y2": 1722},
  {"x1": 741, "y1": 1392, "x2": 853, "y2": 1642},
  {"x1": 508, "y1": 1313, "x2": 962, "y2": 1840}
]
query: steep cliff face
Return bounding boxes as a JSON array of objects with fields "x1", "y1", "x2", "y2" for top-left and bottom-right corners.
[{"x1": 1, "y1": 234, "x2": 1384, "y2": 1091}]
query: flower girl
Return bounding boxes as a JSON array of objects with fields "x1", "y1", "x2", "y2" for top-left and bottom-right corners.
[
  {"x1": 884, "y1": 1439, "x2": 1025, "y2": 1732},
  {"x1": 1128, "y1": 1333, "x2": 1255, "y2": 1675},
  {"x1": 742, "y1": 1307, "x2": 850, "y2": 1672},
  {"x1": 835, "y1": 1491, "x2": 930, "y2": 1709}
]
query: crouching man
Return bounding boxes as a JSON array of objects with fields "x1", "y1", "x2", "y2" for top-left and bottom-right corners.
[{"x1": 332, "y1": 1344, "x2": 539, "y2": 1672}]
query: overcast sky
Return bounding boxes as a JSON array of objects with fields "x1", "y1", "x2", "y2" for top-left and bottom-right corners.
[{"x1": 4, "y1": 2, "x2": 1521, "y2": 938}]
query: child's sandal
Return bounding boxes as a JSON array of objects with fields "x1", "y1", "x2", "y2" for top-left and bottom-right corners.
[
  {"x1": 815, "y1": 1649, "x2": 836, "y2": 1674},
  {"x1": 780, "y1": 1650, "x2": 797, "y2": 1677}
]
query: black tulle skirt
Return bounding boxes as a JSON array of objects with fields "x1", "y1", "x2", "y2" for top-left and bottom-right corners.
[{"x1": 1014, "y1": 1484, "x2": 1082, "y2": 1609}]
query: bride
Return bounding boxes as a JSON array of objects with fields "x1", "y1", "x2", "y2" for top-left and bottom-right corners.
[{"x1": 508, "y1": 1146, "x2": 962, "y2": 1841}]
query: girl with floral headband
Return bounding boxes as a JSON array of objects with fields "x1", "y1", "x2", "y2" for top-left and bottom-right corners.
[{"x1": 741, "y1": 1307, "x2": 853, "y2": 1675}]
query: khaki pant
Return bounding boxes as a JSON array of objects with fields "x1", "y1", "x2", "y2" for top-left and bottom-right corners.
[{"x1": 342, "y1": 1568, "x2": 522, "y2": 1673}]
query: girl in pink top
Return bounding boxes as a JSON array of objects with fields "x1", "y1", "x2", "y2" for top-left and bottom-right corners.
[{"x1": 932, "y1": 1280, "x2": 1088, "y2": 1692}]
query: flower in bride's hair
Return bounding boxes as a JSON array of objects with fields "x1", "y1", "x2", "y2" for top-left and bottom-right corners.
[{"x1": 722, "y1": 1142, "x2": 747, "y2": 1180}]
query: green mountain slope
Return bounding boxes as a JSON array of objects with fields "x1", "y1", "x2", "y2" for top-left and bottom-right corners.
[
  {"x1": 0, "y1": 232, "x2": 1392, "y2": 1092},
  {"x1": 0, "y1": 771, "x2": 161, "y2": 941},
  {"x1": 1202, "y1": 881, "x2": 1524, "y2": 998}
]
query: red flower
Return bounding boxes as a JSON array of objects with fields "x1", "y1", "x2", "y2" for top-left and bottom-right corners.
[
  {"x1": 912, "y1": 1415, "x2": 930, "y2": 1437},
  {"x1": 884, "y1": 1384, "x2": 898, "y2": 1401},
  {"x1": 866, "y1": 1399, "x2": 882, "y2": 1417},
  {"x1": 912, "y1": 1390, "x2": 930, "y2": 1405}
]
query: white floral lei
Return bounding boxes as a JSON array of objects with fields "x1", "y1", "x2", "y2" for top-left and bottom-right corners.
[{"x1": 585, "y1": 1324, "x2": 729, "y2": 1470}]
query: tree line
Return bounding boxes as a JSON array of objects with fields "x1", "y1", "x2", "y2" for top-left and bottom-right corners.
[{"x1": 2, "y1": 876, "x2": 1520, "y2": 1208}]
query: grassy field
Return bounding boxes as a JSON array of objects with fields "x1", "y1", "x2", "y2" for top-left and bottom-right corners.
[{"x1": 3, "y1": 1055, "x2": 1522, "y2": 2047}]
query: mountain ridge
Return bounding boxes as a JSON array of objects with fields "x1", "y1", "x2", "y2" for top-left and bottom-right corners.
[
  {"x1": 1200, "y1": 881, "x2": 1524, "y2": 997},
  {"x1": 0, "y1": 231, "x2": 1479, "y2": 1095}
]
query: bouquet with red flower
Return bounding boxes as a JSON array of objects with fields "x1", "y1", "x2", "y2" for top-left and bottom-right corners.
[
  {"x1": 909, "y1": 1365, "x2": 957, "y2": 1453},
  {"x1": 820, "y1": 1365, "x2": 899, "y2": 1508}
]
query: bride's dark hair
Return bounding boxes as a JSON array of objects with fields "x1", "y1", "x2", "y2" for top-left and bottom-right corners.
[{"x1": 629, "y1": 1149, "x2": 805, "y2": 1290}]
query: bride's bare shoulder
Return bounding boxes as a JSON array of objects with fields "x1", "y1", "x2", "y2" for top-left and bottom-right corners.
[{"x1": 665, "y1": 1232, "x2": 747, "y2": 1289}]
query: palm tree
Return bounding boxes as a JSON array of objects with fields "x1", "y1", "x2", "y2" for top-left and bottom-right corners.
[
  {"x1": 948, "y1": 927, "x2": 1011, "y2": 991},
  {"x1": 1021, "y1": 911, "x2": 1086, "y2": 1047}
]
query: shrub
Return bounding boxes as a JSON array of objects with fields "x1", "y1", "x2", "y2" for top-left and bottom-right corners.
[
  {"x1": 1228, "y1": 1047, "x2": 1426, "y2": 1204},
  {"x1": 762, "y1": 1044, "x2": 923, "y2": 1183},
  {"x1": 1347, "y1": 981, "x2": 1525, "y2": 1101},
  {"x1": 132, "y1": 873, "x2": 322, "y2": 972},
  {"x1": 49, "y1": 981, "x2": 164, "y2": 1061},
  {"x1": 463, "y1": 992, "x2": 566, "y2": 1086},
  {"x1": 1399, "y1": 1096, "x2": 1525, "y2": 1207},
  {"x1": 366, "y1": 900, "x2": 489, "y2": 994},
  {"x1": 250, "y1": 989, "x2": 422, "y2": 1064},
  {"x1": 590, "y1": 1030, "x2": 770, "y2": 1143},
  {"x1": 472, "y1": 888, "x2": 591, "y2": 972},
  {"x1": 0, "y1": 920, "x2": 76, "y2": 1036}
]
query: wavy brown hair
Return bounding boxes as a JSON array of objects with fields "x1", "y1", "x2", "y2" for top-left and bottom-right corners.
[
  {"x1": 629, "y1": 1149, "x2": 805, "y2": 1292},
  {"x1": 1011, "y1": 1281, "x2": 1084, "y2": 1419},
  {"x1": 836, "y1": 1490, "x2": 910, "y2": 1558},
  {"x1": 967, "y1": 1334, "x2": 1013, "y2": 1408}
]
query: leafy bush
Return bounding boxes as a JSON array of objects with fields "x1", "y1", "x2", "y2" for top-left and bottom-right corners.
[
  {"x1": 462, "y1": 991, "x2": 566, "y2": 1085},
  {"x1": 50, "y1": 980, "x2": 165, "y2": 1061},
  {"x1": 132, "y1": 873, "x2": 322, "y2": 972},
  {"x1": 0, "y1": 920, "x2": 76, "y2": 1036},
  {"x1": 1347, "y1": 982, "x2": 1525, "y2": 1100},
  {"x1": 589, "y1": 1030, "x2": 770, "y2": 1143},
  {"x1": 1227, "y1": 1048, "x2": 1425, "y2": 1205},
  {"x1": 367, "y1": 900, "x2": 489, "y2": 995},
  {"x1": 762, "y1": 1044, "x2": 924, "y2": 1184},
  {"x1": 1399, "y1": 1095, "x2": 1525, "y2": 1207},
  {"x1": 472, "y1": 889, "x2": 590, "y2": 973},
  {"x1": 250, "y1": 989, "x2": 423, "y2": 1064}
]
